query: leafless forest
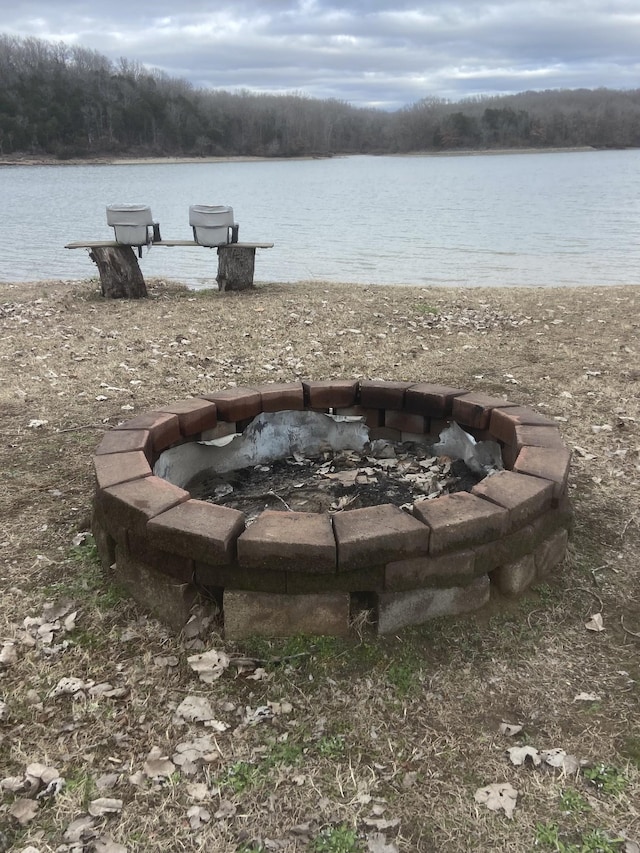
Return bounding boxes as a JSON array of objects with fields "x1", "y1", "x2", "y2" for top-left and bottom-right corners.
[{"x1": 1, "y1": 33, "x2": 640, "y2": 160}]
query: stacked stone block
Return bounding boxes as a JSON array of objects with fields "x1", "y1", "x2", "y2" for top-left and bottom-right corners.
[{"x1": 92, "y1": 381, "x2": 572, "y2": 637}]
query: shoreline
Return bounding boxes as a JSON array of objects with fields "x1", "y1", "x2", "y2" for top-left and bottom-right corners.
[{"x1": 0, "y1": 145, "x2": 617, "y2": 168}]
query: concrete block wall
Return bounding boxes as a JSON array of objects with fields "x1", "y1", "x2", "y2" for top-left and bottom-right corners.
[{"x1": 92, "y1": 381, "x2": 572, "y2": 637}]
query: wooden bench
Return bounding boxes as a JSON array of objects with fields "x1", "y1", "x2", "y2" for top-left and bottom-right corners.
[{"x1": 65, "y1": 238, "x2": 274, "y2": 299}]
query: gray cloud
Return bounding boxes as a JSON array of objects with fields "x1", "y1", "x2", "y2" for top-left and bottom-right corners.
[{"x1": 1, "y1": 0, "x2": 638, "y2": 107}]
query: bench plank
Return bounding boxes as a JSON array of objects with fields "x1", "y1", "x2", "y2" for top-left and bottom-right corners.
[{"x1": 66, "y1": 240, "x2": 274, "y2": 249}]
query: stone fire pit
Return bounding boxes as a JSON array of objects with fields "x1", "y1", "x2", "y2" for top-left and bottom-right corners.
[{"x1": 91, "y1": 381, "x2": 571, "y2": 638}]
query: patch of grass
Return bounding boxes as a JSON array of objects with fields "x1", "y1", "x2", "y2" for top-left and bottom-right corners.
[
  {"x1": 385, "y1": 659, "x2": 421, "y2": 695},
  {"x1": 559, "y1": 788, "x2": 591, "y2": 815},
  {"x1": 620, "y1": 735, "x2": 640, "y2": 768},
  {"x1": 69, "y1": 533, "x2": 100, "y2": 566},
  {"x1": 583, "y1": 764, "x2": 627, "y2": 796},
  {"x1": 63, "y1": 769, "x2": 97, "y2": 810},
  {"x1": 217, "y1": 740, "x2": 305, "y2": 794},
  {"x1": 535, "y1": 822, "x2": 624, "y2": 852},
  {"x1": 316, "y1": 734, "x2": 346, "y2": 759},
  {"x1": 415, "y1": 303, "x2": 439, "y2": 315},
  {"x1": 311, "y1": 824, "x2": 362, "y2": 853},
  {"x1": 44, "y1": 540, "x2": 126, "y2": 611},
  {"x1": 218, "y1": 761, "x2": 262, "y2": 794}
]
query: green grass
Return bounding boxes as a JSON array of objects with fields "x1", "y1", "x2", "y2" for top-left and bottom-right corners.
[
  {"x1": 582, "y1": 764, "x2": 627, "y2": 797},
  {"x1": 311, "y1": 824, "x2": 362, "y2": 853},
  {"x1": 559, "y1": 788, "x2": 591, "y2": 815},
  {"x1": 535, "y1": 822, "x2": 625, "y2": 852}
]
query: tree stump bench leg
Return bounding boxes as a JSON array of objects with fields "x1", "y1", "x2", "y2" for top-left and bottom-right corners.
[
  {"x1": 217, "y1": 246, "x2": 257, "y2": 292},
  {"x1": 88, "y1": 246, "x2": 148, "y2": 299}
]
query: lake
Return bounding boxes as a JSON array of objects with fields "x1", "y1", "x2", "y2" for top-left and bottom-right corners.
[{"x1": 1, "y1": 150, "x2": 639, "y2": 288}]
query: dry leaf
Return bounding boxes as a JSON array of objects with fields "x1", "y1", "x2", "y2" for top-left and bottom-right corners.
[
  {"x1": 0, "y1": 641, "x2": 18, "y2": 667},
  {"x1": 507, "y1": 745, "x2": 541, "y2": 766},
  {"x1": 585, "y1": 613, "x2": 605, "y2": 632},
  {"x1": 474, "y1": 782, "x2": 518, "y2": 818},
  {"x1": 187, "y1": 805, "x2": 211, "y2": 830},
  {"x1": 574, "y1": 692, "x2": 601, "y2": 702},
  {"x1": 63, "y1": 815, "x2": 97, "y2": 843},
  {"x1": 26, "y1": 763, "x2": 60, "y2": 788},
  {"x1": 214, "y1": 799, "x2": 237, "y2": 819},
  {"x1": 49, "y1": 676, "x2": 92, "y2": 697},
  {"x1": 92, "y1": 836, "x2": 129, "y2": 853},
  {"x1": 89, "y1": 683, "x2": 128, "y2": 699},
  {"x1": 573, "y1": 445, "x2": 597, "y2": 460},
  {"x1": 186, "y1": 782, "x2": 210, "y2": 801},
  {"x1": 174, "y1": 695, "x2": 217, "y2": 724},
  {"x1": 1, "y1": 775, "x2": 24, "y2": 792},
  {"x1": 143, "y1": 747, "x2": 175, "y2": 779},
  {"x1": 499, "y1": 723, "x2": 523, "y2": 737},
  {"x1": 128, "y1": 771, "x2": 146, "y2": 787},
  {"x1": 88, "y1": 797, "x2": 123, "y2": 817},
  {"x1": 96, "y1": 773, "x2": 120, "y2": 790},
  {"x1": 9, "y1": 798, "x2": 39, "y2": 825},
  {"x1": 363, "y1": 818, "x2": 400, "y2": 830},
  {"x1": 367, "y1": 833, "x2": 399, "y2": 853},
  {"x1": 187, "y1": 648, "x2": 231, "y2": 683},
  {"x1": 540, "y1": 749, "x2": 580, "y2": 774}
]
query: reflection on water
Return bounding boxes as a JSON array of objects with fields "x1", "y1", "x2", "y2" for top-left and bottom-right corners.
[{"x1": 1, "y1": 150, "x2": 639, "y2": 288}]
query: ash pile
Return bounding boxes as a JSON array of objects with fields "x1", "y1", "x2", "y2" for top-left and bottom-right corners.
[{"x1": 153, "y1": 412, "x2": 505, "y2": 523}]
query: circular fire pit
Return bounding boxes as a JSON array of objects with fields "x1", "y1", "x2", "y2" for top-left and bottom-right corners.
[{"x1": 92, "y1": 381, "x2": 571, "y2": 637}]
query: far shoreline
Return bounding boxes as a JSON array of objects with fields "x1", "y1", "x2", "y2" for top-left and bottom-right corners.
[{"x1": 0, "y1": 145, "x2": 621, "y2": 168}]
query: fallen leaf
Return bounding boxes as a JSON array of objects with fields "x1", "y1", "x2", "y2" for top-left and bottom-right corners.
[
  {"x1": 63, "y1": 815, "x2": 97, "y2": 843},
  {"x1": 143, "y1": 747, "x2": 175, "y2": 779},
  {"x1": 499, "y1": 723, "x2": 523, "y2": 737},
  {"x1": 585, "y1": 613, "x2": 605, "y2": 632},
  {"x1": 401, "y1": 771, "x2": 418, "y2": 788},
  {"x1": 363, "y1": 818, "x2": 400, "y2": 830},
  {"x1": 367, "y1": 833, "x2": 399, "y2": 853},
  {"x1": 186, "y1": 782, "x2": 210, "y2": 801},
  {"x1": 49, "y1": 676, "x2": 92, "y2": 697},
  {"x1": 574, "y1": 692, "x2": 602, "y2": 702},
  {"x1": 214, "y1": 799, "x2": 237, "y2": 819},
  {"x1": 174, "y1": 695, "x2": 218, "y2": 725},
  {"x1": 96, "y1": 773, "x2": 120, "y2": 791},
  {"x1": 0, "y1": 641, "x2": 18, "y2": 667},
  {"x1": 507, "y1": 746, "x2": 541, "y2": 766},
  {"x1": 187, "y1": 648, "x2": 231, "y2": 683},
  {"x1": 92, "y1": 836, "x2": 129, "y2": 853},
  {"x1": 187, "y1": 805, "x2": 211, "y2": 830},
  {"x1": 88, "y1": 797, "x2": 123, "y2": 817},
  {"x1": 128, "y1": 771, "x2": 146, "y2": 787},
  {"x1": 25, "y1": 763, "x2": 60, "y2": 788},
  {"x1": 474, "y1": 782, "x2": 518, "y2": 818},
  {"x1": 1, "y1": 776, "x2": 24, "y2": 792},
  {"x1": 540, "y1": 749, "x2": 580, "y2": 774},
  {"x1": 573, "y1": 445, "x2": 597, "y2": 460},
  {"x1": 9, "y1": 798, "x2": 39, "y2": 825},
  {"x1": 89, "y1": 683, "x2": 129, "y2": 699}
]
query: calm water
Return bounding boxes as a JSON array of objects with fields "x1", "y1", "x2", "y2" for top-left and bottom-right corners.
[{"x1": 1, "y1": 150, "x2": 639, "y2": 288}]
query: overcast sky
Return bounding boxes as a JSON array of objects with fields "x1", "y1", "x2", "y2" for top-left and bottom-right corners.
[{"x1": 2, "y1": 1, "x2": 638, "y2": 109}]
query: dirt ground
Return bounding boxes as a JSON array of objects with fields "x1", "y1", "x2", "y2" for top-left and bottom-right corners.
[{"x1": 0, "y1": 277, "x2": 638, "y2": 852}]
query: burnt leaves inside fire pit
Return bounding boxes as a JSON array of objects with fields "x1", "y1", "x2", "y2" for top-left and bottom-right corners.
[{"x1": 192, "y1": 442, "x2": 482, "y2": 521}]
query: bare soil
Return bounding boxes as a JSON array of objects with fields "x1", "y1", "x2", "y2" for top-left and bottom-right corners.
[{"x1": 0, "y1": 277, "x2": 639, "y2": 852}]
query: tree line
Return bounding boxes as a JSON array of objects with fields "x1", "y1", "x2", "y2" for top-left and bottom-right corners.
[{"x1": 1, "y1": 33, "x2": 639, "y2": 159}]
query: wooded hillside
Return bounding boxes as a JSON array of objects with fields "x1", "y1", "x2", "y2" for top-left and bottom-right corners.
[{"x1": 1, "y1": 33, "x2": 639, "y2": 159}]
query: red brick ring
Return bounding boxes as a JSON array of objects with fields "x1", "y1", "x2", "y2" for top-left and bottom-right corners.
[{"x1": 92, "y1": 381, "x2": 571, "y2": 638}]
